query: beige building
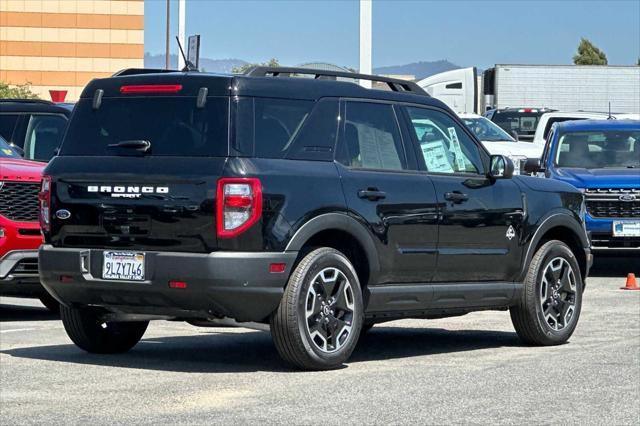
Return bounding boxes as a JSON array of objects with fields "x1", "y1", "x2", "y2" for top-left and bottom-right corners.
[{"x1": 0, "y1": 0, "x2": 144, "y2": 101}]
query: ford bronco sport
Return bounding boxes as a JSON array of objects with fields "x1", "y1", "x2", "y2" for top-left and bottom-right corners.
[{"x1": 39, "y1": 67, "x2": 592, "y2": 370}]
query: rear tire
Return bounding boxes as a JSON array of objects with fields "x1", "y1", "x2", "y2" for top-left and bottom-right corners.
[
  {"x1": 60, "y1": 305, "x2": 148, "y2": 354},
  {"x1": 39, "y1": 293, "x2": 60, "y2": 314},
  {"x1": 270, "y1": 247, "x2": 363, "y2": 370},
  {"x1": 510, "y1": 240, "x2": 583, "y2": 346}
]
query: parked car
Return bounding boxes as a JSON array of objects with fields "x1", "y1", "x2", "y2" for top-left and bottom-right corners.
[
  {"x1": 0, "y1": 99, "x2": 71, "y2": 162},
  {"x1": 532, "y1": 111, "x2": 640, "y2": 145},
  {"x1": 458, "y1": 113, "x2": 543, "y2": 173},
  {"x1": 0, "y1": 135, "x2": 57, "y2": 311},
  {"x1": 527, "y1": 120, "x2": 640, "y2": 250},
  {"x1": 39, "y1": 67, "x2": 591, "y2": 370},
  {"x1": 484, "y1": 107, "x2": 555, "y2": 142}
]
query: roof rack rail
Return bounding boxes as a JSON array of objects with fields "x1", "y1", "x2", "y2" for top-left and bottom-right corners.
[
  {"x1": 245, "y1": 66, "x2": 427, "y2": 95},
  {"x1": 0, "y1": 98, "x2": 53, "y2": 104},
  {"x1": 112, "y1": 68, "x2": 177, "y2": 77}
]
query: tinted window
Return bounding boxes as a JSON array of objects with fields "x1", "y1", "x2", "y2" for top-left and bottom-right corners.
[
  {"x1": 445, "y1": 82, "x2": 462, "y2": 89},
  {"x1": 255, "y1": 98, "x2": 313, "y2": 158},
  {"x1": 340, "y1": 102, "x2": 406, "y2": 170},
  {"x1": 23, "y1": 114, "x2": 67, "y2": 161},
  {"x1": 491, "y1": 110, "x2": 544, "y2": 135},
  {"x1": 286, "y1": 99, "x2": 339, "y2": 161},
  {"x1": 406, "y1": 107, "x2": 483, "y2": 174},
  {"x1": 0, "y1": 114, "x2": 20, "y2": 142},
  {"x1": 61, "y1": 97, "x2": 229, "y2": 157}
]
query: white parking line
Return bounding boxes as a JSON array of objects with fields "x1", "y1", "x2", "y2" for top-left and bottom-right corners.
[{"x1": 0, "y1": 327, "x2": 37, "y2": 334}]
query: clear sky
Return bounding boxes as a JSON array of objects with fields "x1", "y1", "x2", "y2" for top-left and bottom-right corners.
[{"x1": 145, "y1": 0, "x2": 640, "y2": 69}]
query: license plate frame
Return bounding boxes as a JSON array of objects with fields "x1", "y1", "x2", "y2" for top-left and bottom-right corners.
[
  {"x1": 102, "y1": 251, "x2": 145, "y2": 281},
  {"x1": 612, "y1": 220, "x2": 640, "y2": 237}
]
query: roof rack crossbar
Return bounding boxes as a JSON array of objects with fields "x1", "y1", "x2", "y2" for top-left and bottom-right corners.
[
  {"x1": 112, "y1": 68, "x2": 177, "y2": 77},
  {"x1": 245, "y1": 67, "x2": 427, "y2": 95}
]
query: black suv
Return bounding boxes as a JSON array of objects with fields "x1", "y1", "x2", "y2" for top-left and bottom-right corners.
[
  {"x1": 38, "y1": 68, "x2": 591, "y2": 370},
  {"x1": 0, "y1": 99, "x2": 72, "y2": 162}
]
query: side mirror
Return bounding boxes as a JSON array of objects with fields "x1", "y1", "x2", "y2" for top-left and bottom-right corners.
[
  {"x1": 509, "y1": 130, "x2": 519, "y2": 141},
  {"x1": 489, "y1": 155, "x2": 514, "y2": 179},
  {"x1": 524, "y1": 158, "x2": 543, "y2": 174}
]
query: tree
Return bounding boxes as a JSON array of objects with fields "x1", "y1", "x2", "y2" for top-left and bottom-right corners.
[
  {"x1": 232, "y1": 58, "x2": 280, "y2": 74},
  {"x1": 0, "y1": 81, "x2": 40, "y2": 99},
  {"x1": 573, "y1": 38, "x2": 608, "y2": 65}
]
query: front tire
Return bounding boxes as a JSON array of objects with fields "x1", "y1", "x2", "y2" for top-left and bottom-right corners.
[
  {"x1": 510, "y1": 240, "x2": 583, "y2": 345},
  {"x1": 270, "y1": 248, "x2": 364, "y2": 370},
  {"x1": 61, "y1": 305, "x2": 148, "y2": 354}
]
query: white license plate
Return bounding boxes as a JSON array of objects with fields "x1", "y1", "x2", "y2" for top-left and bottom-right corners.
[
  {"x1": 102, "y1": 251, "x2": 145, "y2": 281},
  {"x1": 613, "y1": 221, "x2": 640, "y2": 237}
]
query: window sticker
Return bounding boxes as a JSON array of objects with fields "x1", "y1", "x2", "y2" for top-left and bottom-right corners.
[
  {"x1": 421, "y1": 139, "x2": 454, "y2": 173},
  {"x1": 447, "y1": 127, "x2": 467, "y2": 171}
]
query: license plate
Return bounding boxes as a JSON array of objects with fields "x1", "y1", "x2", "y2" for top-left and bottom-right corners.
[
  {"x1": 102, "y1": 251, "x2": 145, "y2": 281},
  {"x1": 613, "y1": 221, "x2": 640, "y2": 237}
]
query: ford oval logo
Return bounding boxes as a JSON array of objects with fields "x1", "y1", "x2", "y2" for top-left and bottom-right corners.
[
  {"x1": 55, "y1": 209, "x2": 71, "y2": 220},
  {"x1": 619, "y1": 194, "x2": 636, "y2": 202}
]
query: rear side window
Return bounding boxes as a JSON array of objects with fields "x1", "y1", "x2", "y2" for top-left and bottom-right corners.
[
  {"x1": 286, "y1": 99, "x2": 339, "y2": 161},
  {"x1": 235, "y1": 97, "x2": 315, "y2": 159},
  {"x1": 23, "y1": 114, "x2": 68, "y2": 161},
  {"x1": 339, "y1": 101, "x2": 406, "y2": 170},
  {"x1": 61, "y1": 97, "x2": 229, "y2": 157}
]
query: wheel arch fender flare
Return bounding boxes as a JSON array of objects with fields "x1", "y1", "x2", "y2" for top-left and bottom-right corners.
[
  {"x1": 285, "y1": 213, "x2": 381, "y2": 283},
  {"x1": 519, "y1": 211, "x2": 589, "y2": 281}
]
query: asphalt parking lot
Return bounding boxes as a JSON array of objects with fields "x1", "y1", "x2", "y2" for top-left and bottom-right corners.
[{"x1": 1, "y1": 255, "x2": 638, "y2": 425}]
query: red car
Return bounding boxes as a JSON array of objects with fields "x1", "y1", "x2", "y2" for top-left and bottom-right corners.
[{"x1": 0, "y1": 136, "x2": 57, "y2": 311}]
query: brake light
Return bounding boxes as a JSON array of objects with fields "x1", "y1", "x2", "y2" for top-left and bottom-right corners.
[
  {"x1": 216, "y1": 178, "x2": 262, "y2": 238},
  {"x1": 119, "y1": 84, "x2": 182, "y2": 94},
  {"x1": 39, "y1": 176, "x2": 52, "y2": 232}
]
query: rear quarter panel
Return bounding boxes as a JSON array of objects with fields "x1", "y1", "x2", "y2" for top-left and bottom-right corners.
[{"x1": 220, "y1": 157, "x2": 346, "y2": 252}]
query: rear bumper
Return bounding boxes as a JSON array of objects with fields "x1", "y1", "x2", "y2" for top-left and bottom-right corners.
[
  {"x1": 0, "y1": 250, "x2": 43, "y2": 297},
  {"x1": 39, "y1": 245, "x2": 298, "y2": 322}
]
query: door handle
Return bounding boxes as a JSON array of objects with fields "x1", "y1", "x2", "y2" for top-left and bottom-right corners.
[
  {"x1": 358, "y1": 188, "x2": 387, "y2": 201},
  {"x1": 445, "y1": 191, "x2": 468, "y2": 203}
]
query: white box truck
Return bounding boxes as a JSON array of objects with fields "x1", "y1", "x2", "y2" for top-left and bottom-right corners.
[{"x1": 419, "y1": 64, "x2": 640, "y2": 115}]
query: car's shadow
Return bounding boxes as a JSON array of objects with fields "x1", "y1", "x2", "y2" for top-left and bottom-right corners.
[
  {"x1": 589, "y1": 255, "x2": 639, "y2": 278},
  {"x1": 0, "y1": 302, "x2": 58, "y2": 322},
  {"x1": 1, "y1": 326, "x2": 521, "y2": 373}
]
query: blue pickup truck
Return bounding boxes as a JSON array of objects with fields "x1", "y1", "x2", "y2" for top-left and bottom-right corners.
[{"x1": 526, "y1": 120, "x2": 640, "y2": 251}]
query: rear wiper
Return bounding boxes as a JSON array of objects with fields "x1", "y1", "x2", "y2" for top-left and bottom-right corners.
[{"x1": 108, "y1": 140, "x2": 151, "y2": 153}]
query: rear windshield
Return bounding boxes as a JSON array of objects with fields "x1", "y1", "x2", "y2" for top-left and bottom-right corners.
[
  {"x1": 61, "y1": 97, "x2": 229, "y2": 157},
  {"x1": 491, "y1": 111, "x2": 544, "y2": 135}
]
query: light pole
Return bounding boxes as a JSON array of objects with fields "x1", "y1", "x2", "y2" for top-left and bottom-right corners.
[
  {"x1": 165, "y1": 0, "x2": 170, "y2": 69},
  {"x1": 178, "y1": 0, "x2": 186, "y2": 69},
  {"x1": 359, "y1": 0, "x2": 372, "y2": 88}
]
